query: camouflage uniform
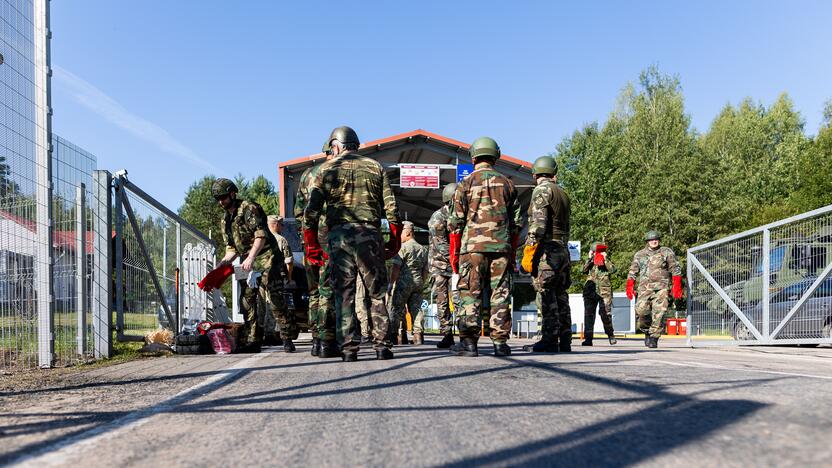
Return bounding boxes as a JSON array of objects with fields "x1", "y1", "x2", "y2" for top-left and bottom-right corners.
[
  {"x1": 525, "y1": 176, "x2": 572, "y2": 344},
  {"x1": 448, "y1": 164, "x2": 522, "y2": 343},
  {"x1": 428, "y1": 204, "x2": 455, "y2": 335},
  {"x1": 356, "y1": 277, "x2": 371, "y2": 337},
  {"x1": 295, "y1": 164, "x2": 336, "y2": 342},
  {"x1": 305, "y1": 151, "x2": 400, "y2": 354},
  {"x1": 261, "y1": 231, "x2": 293, "y2": 336},
  {"x1": 390, "y1": 238, "x2": 428, "y2": 338},
  {"x1": 221, "y1": 199, "x2": 297, "y2": 344},
  {"x1": 582, "y1": 255, "x2": 616, "y2": 338},
  {"x1": 628, "y1": 246, "x2": 682, "y2": 338}
]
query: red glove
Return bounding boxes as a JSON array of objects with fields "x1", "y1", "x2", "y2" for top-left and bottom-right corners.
[
  {"x1": 510, "y1": 233, "x2": 519, "y2": 273},
  {"x1": 593, "y1": 252, "x2": 606, "y2": 267},
  {"x1": 303, "y1": 228, "x2": 328, "y2": 267},
  {"x1": 626, "y1": 278, "x2": 635, "y2": 300},
  {"x1": 384, "y1": 222, "x2": 403, "y2": 260},
  {"x1": 672, "y1": 275, "x2": 683, "y2": 299},
  {"x1": 198, "y1": 263, "x2": 234, "y2": 291},
  {"x1": 449, "y1": 232, "x2": 462, "y2": 274}
]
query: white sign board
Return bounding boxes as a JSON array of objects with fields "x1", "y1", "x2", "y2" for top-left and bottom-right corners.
[
  {"x1": 568, "y1": 241, "x2": 581, "y2": 262},
  {"x1": 400, "y1": 164, "x2": 440, "y2": 189}
]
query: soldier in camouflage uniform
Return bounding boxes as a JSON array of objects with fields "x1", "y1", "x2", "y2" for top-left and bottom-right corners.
[
  {"x1": 626, "y1": 230, "x2": 683, "y2": 348},
  {"x1": 258, "y1": 215, "x2": 293, "y2": 346},
  {"x1": 448, "y1": 137, "x2": 522, "y2": 357},
  {"x1": 520, "y1": 156, "x2": 573, "y2": 353},
  {"x1": 581, "y1": 242, "x2": 617, "y2": 346},
  {"x1": 428, "y1": 182, "x2": 458, "y2": 349},
  {"x1": 304, "y1": 126, "x2": 402, "y2": 361},
  {"x1": 213, "y1": 178, "x2": 298, "y2": 353},
  {"x1": 389, "y1": 221, "x2": 429, "y2": 345},
  {"x1": 294, "y1": 140, "x2": 340, "y2": 358}
]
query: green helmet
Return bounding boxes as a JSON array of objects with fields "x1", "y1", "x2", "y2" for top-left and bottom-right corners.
[
  {"x1": 328, "y1": 126, "x2": 360, "y2": 149},
  {"x1": 211, "y1": 178, "x2": 238, "y2": 199},
  {"x1": 322, "y1": 138, "x2": 332, "y2": 155},
  {"x1": 532, "y1": 156, "x2": 558, "y2": 175},
  {"x1": 442, "y1": 183, "x2": 458, "y2": 203},
  {"x1": 644, "y1": 230, "x2": 661, "y2": 241},
  {"x1": 469, "y1": 137, "x2": 500, "y2": 162}
]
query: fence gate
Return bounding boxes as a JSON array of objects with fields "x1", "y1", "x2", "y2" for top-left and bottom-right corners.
[
  {"x1": 687, "y1": 204, "x2": 832, "y2": 346},
  {"x1": 113, "y1": 173, "x2": 216, "y2": 341}
]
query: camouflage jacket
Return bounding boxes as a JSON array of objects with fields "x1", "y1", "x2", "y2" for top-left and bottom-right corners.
[
  {"x1": 628, "y1": 246, "x2": 681, "y2": 291},
  {"x1": 583, "y1": 256, "x2": 616, "y2": 288},
  {"x1": 448, "y1": 162, "x2": 522, "y2": 254},
  {"x1": 295, "y1": 163, "x2": 326, "y2": 230},
  {"x1": 221, "y1": 199, "x2": 280, "y2": 266},
  {"x1": 393, "y1": 238, "x2": 428, "y2": 288},
  {"x1": 305, "y1": 151, "x2": 400, "y2": 229},
  {"x1": 427, "y1": 204, "x2": 452, "y2": 275},
  {"x1": 273, "y1": 233, "x2": 293, "y2": 264},
  {"x1": 525, "y1": 176, "x2": 570, "y2": 246}
]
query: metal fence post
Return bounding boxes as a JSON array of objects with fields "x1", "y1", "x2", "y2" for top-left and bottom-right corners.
[
  {"x1": 76, "y1": 184, "x2": 87, "y2": 355},
  {"x1": 176, "y1": 222, "x2": 182, "y2": 333},
  {"x1": 686, "y1": 250, "x2": 693, "y2": 347},
  {"x1": 762, "y1": 228, "x2": 771, "y2": 342},
  {"x1": 114, "y1": 176, "x2": 125, "y2": 340},
  {"x1": 92, "y1": 171, "x2": 112, "y2": 358}
]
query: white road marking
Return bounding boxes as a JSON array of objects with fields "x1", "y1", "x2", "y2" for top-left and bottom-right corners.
[
  {"x1": 641, "y1": 358, "x2": 832, "y2": 380},
  {"x1": 9, "y1": 350, "x2": 275, "y2": 467}
]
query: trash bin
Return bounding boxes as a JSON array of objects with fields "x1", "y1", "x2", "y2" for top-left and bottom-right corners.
[
  {"x1": 666, "y1": 318, "x2": 678, "y2": 335},
  {"x1": 678, "y1": 318, "x2": 687, "y2": 336}
]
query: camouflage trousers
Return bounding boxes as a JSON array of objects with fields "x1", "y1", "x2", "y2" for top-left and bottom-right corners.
[
  {"x1": 240, "y1": 260, "x2": 298, "y2": 344},
  {"x1": 304, "y1": 255, "x2": 337, "y2": 342},
  {"x1": 390, "y1": 281, "x2": 424, "y2": 338},
  {"x1": 328, "y1": 224, "x2": 392, "y2": 353},
  {"x1": 457, "y1": 252, "x2": 512, "y2": 343},
  {"x1": 532, "y1": 243, "x2": 572, "y2": 342},
  {"x1": 356, "y1": 277, "x2": 371, "y2": 337},
  {"x1": 636, "y1": 288, "x2": 670, "y2": 338},
  {"x1": 432, "y1": 274, "x2": 455, "y2": 335},
  {"x1": 583, "y1": 281, "x2": 614, "y2": 337}
]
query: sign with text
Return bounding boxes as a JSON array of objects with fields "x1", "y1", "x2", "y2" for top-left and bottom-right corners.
[
  {"x1": 456, "y1": 163, "x2": 474, "y2": 182},
  {"x1": 400, "y1": 164, "x2": 440, "y2": 188},
  {"x1": 568, "y1": 241, "x2": 582, "y2": 262}
]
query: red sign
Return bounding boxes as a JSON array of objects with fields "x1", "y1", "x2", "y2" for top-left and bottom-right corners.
[{"x1": 399, "y1": 164, "x2": 440, "y2": 189}]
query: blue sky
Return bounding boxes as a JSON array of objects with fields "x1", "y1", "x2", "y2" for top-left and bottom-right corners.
[{"x1": 50, "y1": 0, "x2": 832, "y2": 210}]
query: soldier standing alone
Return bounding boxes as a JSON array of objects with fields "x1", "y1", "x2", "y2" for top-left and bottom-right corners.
[
  {"x1": 213, "y1": 178, "x2": 298, "y2": 353},
  {"x1": 428, "y1": 182, "x2": 457, "y2": 349},
  {"x1": 521, "y1": 156, "x2": 573, "y2": 353},
  {"x1": 448, "y1": 137, "x2": 522, "y2": 357},
  {"x1": 626, "y1": 230, "x2": 683, "y2": 348},
  {"x1": 304, "y1": 126, "x2": 402, "y2": 361},
  {"x1": 389, "y1": 221, "x2": 429, "y2": 345},
  {"x1": 581, "y1": 242, "x2": 617, "y2": 346}
]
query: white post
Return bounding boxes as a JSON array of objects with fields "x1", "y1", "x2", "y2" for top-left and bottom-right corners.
[{"x1": 76, "y1": 184, "x2": 87, "y2": 355}]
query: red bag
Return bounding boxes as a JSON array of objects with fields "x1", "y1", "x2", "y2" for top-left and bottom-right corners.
[{"x1": 207, "y1": 328, "x2": 235, "y2": 354}]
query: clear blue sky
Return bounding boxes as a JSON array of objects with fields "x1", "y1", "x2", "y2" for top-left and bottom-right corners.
[{"x1": 50, "y1": 0, "x2": 832, "y2": 210}]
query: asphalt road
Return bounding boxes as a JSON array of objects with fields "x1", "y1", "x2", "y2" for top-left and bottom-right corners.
[{"x1": 2, "y1": 336, "x2": 831, "y2": 467}]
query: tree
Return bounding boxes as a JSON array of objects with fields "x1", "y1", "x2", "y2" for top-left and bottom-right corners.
[{"x1": 178, "y1": 175, "x2": 223, "y2": 244}]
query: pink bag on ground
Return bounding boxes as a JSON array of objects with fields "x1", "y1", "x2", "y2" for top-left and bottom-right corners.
[{"x1": 207, "y1": 328, "x2": 236, "y2": 354}]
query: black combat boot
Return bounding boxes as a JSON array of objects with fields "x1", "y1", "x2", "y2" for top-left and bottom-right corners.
[
  {"x1": 450, "y1": 338, "x2": 478, "y2": 357},
  {"x1": 581, "y1": 336, "x2": 593, "y2": 346},
  {"x1": 644, "y1": 332, "x2": 651, "y2": 347},
  {"x1": 283, "y1": 340, "x2": 296, "y2": 353},
  {"x1": 263, "y1": 334, "x2": 283, "y2": 347},
  {"x1": 608, "y1": 335, "x2": 618, "y2": 345},
  {"x1": 341, "y1": 351, "x2": 358, "y2": 362},
  {"x1": 399, "y1": 330, "x2": 410, "y2": 345},
  {"x1": 319, "y1": 340, "x2": 342, "y2": 358},
  {"x1": 436, "y1": 334, "x2": 455, "y2": 349},
  {"x1": 648, "y1": 336, "x2": 659, "y2": 349},
  {"x1": 310, "y1": 337, "x2": 321, "y2": 356},
  {"x1": 493, "y1": 343, "x2": 512, "y2": 356},
  {"x1": 524, "y1": 337, "x2": 558, "y2": 353},
  {"x1": 360, "y1": 335, "x2": 372, "y2": 345},
  {"x1": 559, "y1": 334, "x2": 572, "y2": 353},
  {"x1": 239, "y1": 342, "x2": 261, "y2": 354},
  {"x1": 376, "y1": 348, "x2": 394, "y2": 360}
]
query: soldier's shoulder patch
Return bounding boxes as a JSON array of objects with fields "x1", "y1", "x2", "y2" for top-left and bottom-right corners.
[{"x1": 532, "y1": 185, "x2": 554, "y2": 208}]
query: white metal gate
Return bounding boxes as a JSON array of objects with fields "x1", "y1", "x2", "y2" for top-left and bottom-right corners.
[{"x1": 687, "y1": 204, "x2": 832, "y2": 346}]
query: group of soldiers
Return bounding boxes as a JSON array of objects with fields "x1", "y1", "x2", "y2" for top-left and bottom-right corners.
[{"x1": 208, "y1": 126, "x2": 684, "y2": 360}]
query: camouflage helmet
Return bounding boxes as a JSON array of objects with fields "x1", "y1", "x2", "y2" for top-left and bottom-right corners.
[
  {"x1": 328, "y1": 126, "x2": 360, "y2": 149},
  {"x1": 211, "y1": 178, "x2": 238, "y2": 199},
  {"x1": 532, "y1": 156, "x2": 558, "y2": 176},
  {"x1": 469, "y1": 137, "x2": 501, "y2": 162},
  {"x1": 322, "y1": 138, "x2": 332, "y2": 155},
  {"x1": 644, "y1": 230, "x2": 661, "y2": 241},
  {"x1": 442, "y1": 182, "x2": 458, "y2": 203}
]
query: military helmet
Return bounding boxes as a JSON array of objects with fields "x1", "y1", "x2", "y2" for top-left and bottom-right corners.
[
  {"x1": 211, "y1": 178, "x2": 238, "y2": 199},
  {"x1": 328, "y1": 126, "x2": 360, "y2": 148},
  {"x1": 532, "y1": 156, "x2": 558, "y2": 176},
  {"x1": 469, "y1": 137, "x2": 501, "y2": 161},
  {"x1": 442, "y1": 183, "x2": 458, "y2": 203},
  {"x1": 322, "y1": 138, "x2": 332, "y2": 155},
  {"x1": 644, "y1": 230, "x2": 661, "y2": 241}
]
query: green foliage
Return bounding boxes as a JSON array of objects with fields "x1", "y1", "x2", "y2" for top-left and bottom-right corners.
[{"x1": 178, "y1": 175, "x2": 223, "y2": 243}]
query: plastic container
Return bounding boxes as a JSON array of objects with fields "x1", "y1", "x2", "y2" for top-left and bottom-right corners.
[
  {"x1": 207, "y1": 328, "x2": 235, "y2": 354},
  {"x1": 678, "y1": 318, "x2": 687, "y2": 336},
  {"x1": 666, "y1": 318, "x2": 678, "y2": 335}
]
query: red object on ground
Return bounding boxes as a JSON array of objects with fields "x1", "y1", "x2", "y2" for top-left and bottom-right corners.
[
  {"x1": 207, "y1": 328, "x2": 235, "y2": 354},
  {"x1": 666, "y1": 318, "x2": 678, "y2": 335},
  {"x1": 198, "y1": 264, "x2": 234, "y2": 291},
  {"x1": 679, "y1": 318, "x2": 687, "y2": 336}
]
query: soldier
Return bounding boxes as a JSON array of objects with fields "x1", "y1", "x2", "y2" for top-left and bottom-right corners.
[
  {"x1": 428, "y1": 182, "x2": 457, "y2": 349},
  {"x1": 212, "y1": 178, "x2": 298, "y2": 353},
  {"x1": 581, "y1": 242, "x2": 617, "y2": 346},
  {"x1": 520, "y1": 156, "x2": 573, "y2": 353},
  {"x1": 267, "y1": 215, "x2": 293, "y2": 280},
  {"x1": 626, "y1": 230, "x2": 683, "y2": 348},
  {"x1": 389, "y1": 221, "x2": 429, "y2": 345},
  {"x1": 304, "y1": 126, "x2": 402, "y2": 361},
  {"x1": 448, "y1": 137, "x2": 522, "y2": 357},
  {"x1": 294, "y1": 140, "x2": 340, "y2": 358}
]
